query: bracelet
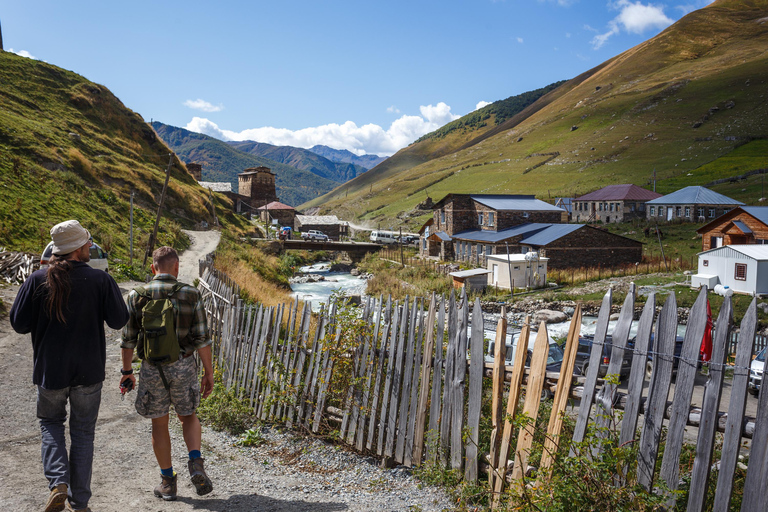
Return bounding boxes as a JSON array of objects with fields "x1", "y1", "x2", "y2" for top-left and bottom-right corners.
[{"x1": 120, "y1": 368, "x2": 133, "y2": 376}]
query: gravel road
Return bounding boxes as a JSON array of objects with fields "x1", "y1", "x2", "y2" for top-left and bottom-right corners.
[{"x1": 0, "y1": 230, "x2": 452, "y2": 512}]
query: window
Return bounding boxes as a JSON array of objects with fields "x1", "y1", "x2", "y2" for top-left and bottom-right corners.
[
  {"x1": 709, "y1": 208, "x2": 716, "y2": 218},
  {"x1": 676, "y1": 206, "x2": 682, "y2": 217},
  {"x1": 599, "y1": 203, "x2": 603, "y2": 211},
  {"x1": 489, "y1": 212, "x2": 495, "y2": 227},
  {"x1": 610, "y1": 203, "x2": 614, "y2": 212},
  {"x1": 685, "y1": 206, "x2": 691, "y2": 217},
  {"x1": 698, "y1": 207, "x2": 705, "y2": 219},
  {"x1": 658, "y1": 206, "x2": 664, "y2": 217},
  {"x1": 440, "y1": 210, "x2": 445, "y2": 224},
  {"x1": 759, "y1": 239, "x2": 768, "y2": 245},
  {"x1": 735, "y1": 263, "x2": 747, "y2": 281},
  {"x1": 514, "y1": 266, "x2": 520, "y2": 271},
  {"x1": 478, "y1": 212, "x2": 484, "y2": 225},
  {"x1": 703, "y1": 259, "x2": 708, "y2": 267},
  {"x1": 650, "y1": 206, "x2": 655, "y2": 216}
]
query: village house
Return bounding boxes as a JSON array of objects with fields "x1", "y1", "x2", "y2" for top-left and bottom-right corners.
[
  {"x1": 572, "y1": 184, "x2": 661, "y2": 224},
  {"x1": 257, "y1": 201, "x2": 297, "y2": 229},
  {"x1": 295, "y1": 215, "x2": 348, "y2": 241},
  {"x1": 191, "y1": 164, "x2": 280, "y2": 218},
  {"x1": 644, "y1": 185, "x2": 743, "y2": 223},
  {"x1": 692, "y1": 245, "x2": 768, "y2": 295},
  {"x1": 697, "y1": 206, "x2": 768, "y2": 251}
]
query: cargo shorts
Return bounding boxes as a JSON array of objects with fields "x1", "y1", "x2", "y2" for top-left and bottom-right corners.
[{"x1": 135, "y1": 355, "x2": 200, "y2": 419}]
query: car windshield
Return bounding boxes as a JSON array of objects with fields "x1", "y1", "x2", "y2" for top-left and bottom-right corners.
[
  {"x1": 548, "y1": 343, "x2": 565, "y2": 365},
  {"x1": 757, "y1": 348, "x2": 766, "y2": 362}
]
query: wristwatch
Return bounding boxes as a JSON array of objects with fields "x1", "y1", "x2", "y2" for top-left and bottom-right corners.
[{"x1": 120, "y1": 368, "x2": 134, "y2": 376}]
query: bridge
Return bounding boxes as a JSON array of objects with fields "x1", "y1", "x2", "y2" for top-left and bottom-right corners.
[{"x1": 281, "y1": 240, "x2": 383, "y2": 261}]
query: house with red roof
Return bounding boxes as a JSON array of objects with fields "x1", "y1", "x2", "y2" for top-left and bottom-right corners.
[
  {"x1": 257, "y1": 201, "x2": 296, "y2": 228},
  {"x1": 573, "y1": 184, "x2": 662, "y2": 224}
]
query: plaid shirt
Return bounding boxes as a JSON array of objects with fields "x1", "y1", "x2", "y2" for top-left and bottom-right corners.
[{"x1": 121, "y1": 274, "x2": 211, "y2": 356}]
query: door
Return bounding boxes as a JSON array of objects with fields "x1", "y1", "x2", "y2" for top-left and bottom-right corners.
[
  {"x1": 492, "y1": 264, "x2": 498, "y2": 286},
  {"x1": 667, "y1": 207, "x2": 674, "y2": 221}
]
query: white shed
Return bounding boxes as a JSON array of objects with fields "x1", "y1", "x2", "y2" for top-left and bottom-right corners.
[
  {"x1": 485, "y1": 253, "x2": 549, "y2": 291},
  {"x1": 692, "y1": 245, "x2": 768, "y2": 295},
  {"x1": 449, "y1": 269, "x2": 492, "y2": 292}
]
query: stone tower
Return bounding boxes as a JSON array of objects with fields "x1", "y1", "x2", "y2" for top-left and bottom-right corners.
[
  {"x1": 238, "y1": 167, "x2": 278, "y2": 208},
  {"x1": 186, "y1": 162, "x2": 202, "y2": 181}
]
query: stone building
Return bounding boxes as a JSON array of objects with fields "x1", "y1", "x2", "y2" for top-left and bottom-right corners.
[
  {"x1": 238, "y1": 167, "x2": 278, "y2": 210},
  {"x1": 645, "y1": 186, "x2": 743, "y2": 223},
  {"x1": 186, "y1": 162, "x2": 202, "y2": 181},
  {"x1": 257, "y1": 201, "x2": 296, "y2": 228},
  {"x1": 572, "y1": 184, "x2": 661, "y2": 224},
  {"x1": 697, "y1": 206, "x2": 768, "y2": 251}
]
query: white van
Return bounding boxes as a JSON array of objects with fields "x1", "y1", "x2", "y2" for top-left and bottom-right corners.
[
  {"x1": 40, "y1": 239, "x2": 110, "y2": 273},
  {"x1": 370, "y1": 231, "x2": 397, "y2": 244}
]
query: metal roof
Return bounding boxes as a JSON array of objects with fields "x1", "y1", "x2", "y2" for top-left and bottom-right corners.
[
  {"x1": 198, "y1": 182, "x2": 232, "y2": 193},
  {"x1": 486, "y1": 253, "x2": 549, "y2": 263},
  {"x1": 471, "y1": 195, "x2": 565, "y2": 212},
  {"x1": 434, "y1": 230, "x2": 451, "y2": 241},
  {"x1": 575, "y1": 184, "x2": 661, "y2": 201},
  {"x1": 452, "y1": 223, "x2": 550, "y2": 243},
  {"x1": 732, "y1": 221, "x2": 752, "y2": 234},
  {"x1": 742, "y1": 206, "x2": 768, "y2": 225},
  {"x1": 700, "y1": 244, "x2": 768, "y2": 261},
  {"x1": 646, "y1": 186, "x2": 744, "y2": 206},
  {"x1": 295, "y1": 215, "x2": 341, "y2": 225},
  {"x1": 450, "y1": 269, "x2": 492, "y2": 278},
  {"x1": 520, "y1": 224, "x2": 584, "y2": 246}
]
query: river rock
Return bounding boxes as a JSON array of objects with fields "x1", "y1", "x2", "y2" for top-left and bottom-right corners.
[
  {"x1": 350, "y1": 268, "x2": 361, "y2": 276},
  {"x1": 534, "y1": 309, "x2": 569, "y2": 324}
]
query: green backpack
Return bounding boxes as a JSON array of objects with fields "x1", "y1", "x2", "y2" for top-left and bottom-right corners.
[{"x1": 136, "y1": 283, "x2": 184, "y2": 388}]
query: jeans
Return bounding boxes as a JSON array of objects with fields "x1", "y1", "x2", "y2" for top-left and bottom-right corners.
[{"x1": 37, "y1": 382, "x2": 103, "y2": 509}]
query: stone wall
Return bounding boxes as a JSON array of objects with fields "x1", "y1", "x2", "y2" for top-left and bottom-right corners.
[
  {"x1": 539, "y1": 226, "x2": 643, "y2": 269},
  {"x1": 646, "y1": 203, "x2": 736, "y2": 223}
]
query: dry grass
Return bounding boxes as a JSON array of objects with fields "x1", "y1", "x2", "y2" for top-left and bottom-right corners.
[{"x1": 215, "y1": 249, "x2": 293, "y2": 309}]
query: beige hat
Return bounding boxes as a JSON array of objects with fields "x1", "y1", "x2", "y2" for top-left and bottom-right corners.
[{"x1": 50, "y1": 220, "x2": 91, "y2": 255}]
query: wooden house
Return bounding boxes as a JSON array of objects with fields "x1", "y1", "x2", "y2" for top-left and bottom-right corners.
[{"x1": 696, "y1": 206, "x2": 768, "y2": 251}]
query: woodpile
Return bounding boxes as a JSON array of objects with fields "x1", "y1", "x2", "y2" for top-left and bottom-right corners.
[{"x1": 0, "y1": 251, "x2": 38, "y2": 284}]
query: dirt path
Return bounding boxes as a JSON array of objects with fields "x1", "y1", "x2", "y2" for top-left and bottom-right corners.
[{"x1": 0, "y1": 231, "x2": 450, "y2": 512}]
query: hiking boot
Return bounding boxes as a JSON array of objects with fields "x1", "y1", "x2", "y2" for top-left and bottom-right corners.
[
  {"x1": 153, "y1": 473, "x2": 177, "y2": 501},
  {"x1": 44, "y1": 484, "x2": 68, "y2": 512},
  {"x1": 64, "y1": 502, "x2": 91, "y2": 512},
  {"x1": 188, "y1": 457, "x2": 213, "y2": 496}
]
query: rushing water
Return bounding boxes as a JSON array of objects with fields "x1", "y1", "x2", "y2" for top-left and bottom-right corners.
[{"x1": 289, "y1": 262, "x2": 368, "y2": 311}]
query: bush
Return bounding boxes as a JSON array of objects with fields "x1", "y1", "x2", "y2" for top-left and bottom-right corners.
[{"x1": 197, "y1": 382, "x2": 258, "y2": 435}]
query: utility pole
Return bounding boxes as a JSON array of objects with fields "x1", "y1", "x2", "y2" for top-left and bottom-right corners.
[
  {"x1": 399, "y1": 227, "x2": 404, "y2": 267},
  {"x1": 129, "y1": 190, "x2": 134, "y2": 266},
  {"x1": 652, "y1": 169, "x2": 657, "y2": 192},
  {"x1": 143, "y1": 154, "x2": 173, "y2": 268},
  {"x1": 0, "y1": 19, "x2": 4, "y2": 51}
]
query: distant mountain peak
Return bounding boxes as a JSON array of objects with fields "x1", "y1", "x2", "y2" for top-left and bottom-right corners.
[{"x1": 308, "y1": 145, "x2": 387, "y2": 170}]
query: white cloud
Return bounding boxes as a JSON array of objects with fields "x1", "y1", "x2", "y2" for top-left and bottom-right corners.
[
  {"x1": 8, "y1": 48, "x2": 36, "y2": 59},
  {"x1": 475, "y1": 101, "x2": 491, "y2": 110},
  {"x1": 185, "y1": 102, "x2": 462, "y2": 157},
  {"x1": 387, "y1": 105, "x2": 401, "y2": 114},
  {"x1": 592, "y1": 1, "x2": 673, "y2": 49},
  {"x1": 183, "y1": 99, "x2": 224, "y2": 113},
  {"x1": 517, "y1": 37, "x2": 524, "y2": 43}
]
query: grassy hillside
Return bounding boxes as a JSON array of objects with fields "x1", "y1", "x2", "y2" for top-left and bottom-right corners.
[
  {"x1": 152, "y1": 122, "x2": 339, "y2": 207},
  {"x1": 228, "y1": 140, "x2": 368, "y2": 183},
  {"x1": 0, "y1": 51, "x2": 249, "y2": 259},
  {"x1": 306, "y1": 0, "x2": 768, "y2": 231}
]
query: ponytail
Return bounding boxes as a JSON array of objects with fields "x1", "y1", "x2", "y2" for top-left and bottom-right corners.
[{"x1": 45, "y1": 253, "x2": 73, "y2": 323}]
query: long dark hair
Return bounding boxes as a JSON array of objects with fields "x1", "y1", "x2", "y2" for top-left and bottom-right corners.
[{"x1": 45, "y1": 253, "x2": 73, "y2": 323}]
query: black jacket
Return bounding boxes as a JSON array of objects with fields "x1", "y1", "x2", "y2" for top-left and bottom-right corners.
[{"x1": 10, "y1": 262, "x2": 129, "y2": 389}]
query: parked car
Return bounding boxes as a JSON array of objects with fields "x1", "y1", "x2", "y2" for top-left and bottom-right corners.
[
  {"x1": 399, "y1": 235, "x2": 416, "y2": 245},
  {"x1": 301, "y1": 230, "x2": 329, "y2": 242},
  {"x1": 628, "y1": 333, "x2": 687, "y2": 379},
  {"x1": 370, "y1": 231, "x2": 397, "y2": 244},
  {"x1": 485, "y1": 329, "x2": 565, "y2": 400},
  {"x1": 40, "y1": 239, "x2": 109, "y2": 273},
  {"x1": 572, "y1": 334, "x2": 633, "y2": 380},
  {"x1": 749, "y1": 347, "x2": 766, "y2": 396}
]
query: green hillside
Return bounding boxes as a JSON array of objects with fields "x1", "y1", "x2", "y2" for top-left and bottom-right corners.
[
  {"x1": 0, "y1": 51, "x2": 248, "y2": 257},
  {"x1": 152, "y1": 122, "x2": 339, "y2": 207},
  {"x1": 228, "y1": 140, "x2": 368, "y2": 183},
  {"x1": 306, "y1": 0, "x2": 768, "y2": 231}
]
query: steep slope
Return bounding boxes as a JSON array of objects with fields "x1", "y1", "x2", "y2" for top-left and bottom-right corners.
[
  {"x1": 228, "y1": 140, "x2": 368, "y2": 182},
  {"x1": 0, "y1": 51, "x2": 246, "y2": 256},
  {"x1": 307, "y1": 0, "x2": 768, "y2": 231},
  {"x1": 151, "y1": 122, "x2": 339, "y2": 207},
  {"x1": 308, "y1": 145, "x2": 387, "y2": 170}
]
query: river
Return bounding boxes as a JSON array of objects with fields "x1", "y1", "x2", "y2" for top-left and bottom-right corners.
[{"x1": 289, "y1": 262, "x2": 368, "y2": 311}]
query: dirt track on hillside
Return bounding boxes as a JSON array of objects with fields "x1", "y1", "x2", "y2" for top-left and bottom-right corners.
[{"x1": 0, "y1": 230, "x2": 450, "y2": 512}]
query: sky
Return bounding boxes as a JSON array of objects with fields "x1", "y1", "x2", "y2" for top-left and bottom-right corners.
[{"x1": 3, "y1": 0, "x2": 714, "y2": 157}]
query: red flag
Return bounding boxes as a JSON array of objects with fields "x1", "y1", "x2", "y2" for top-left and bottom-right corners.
[{"x1": 700, "y1": 299, "x2": 713, "y2": 362}]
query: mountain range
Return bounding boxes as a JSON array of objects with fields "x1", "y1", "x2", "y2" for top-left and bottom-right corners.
[
  {"x1": 304, "y1": 0, "x2": 768, "y2": 231},
  {"x1": 307, "y1": 145, "x2": 387, "y2": 170}
]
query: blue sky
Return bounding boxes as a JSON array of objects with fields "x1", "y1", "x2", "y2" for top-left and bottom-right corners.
[{"x1": 3, "y1": 0, "x2": 713, "y2": 156}]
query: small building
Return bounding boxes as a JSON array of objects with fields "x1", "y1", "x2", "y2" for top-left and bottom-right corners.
[
  {"x1": 692, "y1": 245, "x2": 768, "y2": 295},
  {"x1": 449, "y1": 269, "x2": 492, "y2": 292},
  {"x1": 486, "y1": 253, "x2": 549, "y2": 290},
  {"x1": 295, "y1": 215, "x2": 348, "y2": 241},
  {"x1": 257, "y1": 201, "x2": 296, "y2": 228},
  {"x1": 238, "y1": 167, "x2": 279, "y2": 211},
  {"x1": 697, "y1": 206, "x2": 768, "y2": 251},
  {"x1": 186, "y1": 162, "x2": 202, "y2": 181},
  {"x1": 645, "y1": 186, "x2": 744, "y2": 223},
  {"x1": 572, "y1": 184, "x2": 661, "y2": 224}
]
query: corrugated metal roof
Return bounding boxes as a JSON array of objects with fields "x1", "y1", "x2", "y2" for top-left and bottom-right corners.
[
  {"x1": 198, "y1": 182, "x2": 232, "y2": 192},
  {"x1": 470, "y1": 195, "x2": 565, "y2": 212},
  {"x1": 450, "y1": 269, "x2": 492, "y2": 278},
  {"x1": 452, "y1": 223, "x2": 550, "y2": 243},
  {"x1": 700, "y1": 244, "x2": 768, "y2": 260},
  {"x1": 295, "y1": 215, "x2": 341, "y2": 225},
  {"x1": 486, "y1": 253, "x2": 549, "y2": 263},
  {"x1": 575, "y1": 184, "x2": 661, "y2": 201},
  {"x1": 733, "y1": 221, "x2": 752, "y2": 234},
  {"x1": 520, "y1": 224, "x2": 583, "y2": 246},
  {"x1": 646, "y1": 186, "x2": 744, "y2": 206},
  {"x1": 434, "y1": 231, "x2": 451, "y2": 241},
  {"x1": 742, "y1": 206, "x2": 768, "y2": 225}
]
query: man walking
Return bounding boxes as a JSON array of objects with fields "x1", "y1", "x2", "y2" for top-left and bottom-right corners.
[
  {"x1": 119, "y1": 246, "x2": 214, "y2": 501},
  {"x1": 10, "y1": 220, "x2": 129, "y2": 512}
]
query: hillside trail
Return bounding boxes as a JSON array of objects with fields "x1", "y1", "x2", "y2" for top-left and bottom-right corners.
[{"x1": 0, "y1": 230, "x2": 450, "y2": 512}]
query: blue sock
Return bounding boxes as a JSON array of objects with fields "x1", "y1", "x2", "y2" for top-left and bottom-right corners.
[
  {"x1": 161, "y1": 467, "x2": 174, "y2": 477},
  {"x1": 189, "y1": 450, "x2": 201, "y2": 460}
]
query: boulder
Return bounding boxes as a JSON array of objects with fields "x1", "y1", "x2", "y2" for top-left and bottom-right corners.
[{"x1": 534, "y1": 309, "x2": 569, "y2": 324}]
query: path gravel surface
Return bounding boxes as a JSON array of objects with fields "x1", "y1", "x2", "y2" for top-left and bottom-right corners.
[{"x1": 0, "y1": 230, "x2": 452, "y2": 512}]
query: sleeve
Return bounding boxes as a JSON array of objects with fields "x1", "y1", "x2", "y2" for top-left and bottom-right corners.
[
  {"x1": 120, "y1": 290, "x2": 141, "y2": 350},
  {"x1": 188, "y1": 294, "x2": 212, "y2": 352},
  {"x1": 9, "y1": 276, "x2": 38, "y2": 334},
  {"x1": 104, "y1": 277, "x2": 130, "y2": 330}
]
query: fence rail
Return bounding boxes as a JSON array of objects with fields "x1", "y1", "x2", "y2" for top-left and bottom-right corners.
[{"x1": 198, "y1": 258, "x2": 767, "y2": 509}]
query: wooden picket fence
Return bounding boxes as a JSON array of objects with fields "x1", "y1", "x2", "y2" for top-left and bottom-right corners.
[{"x1": 196, "y1": 259, "x2": 768, "y2": 510}]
